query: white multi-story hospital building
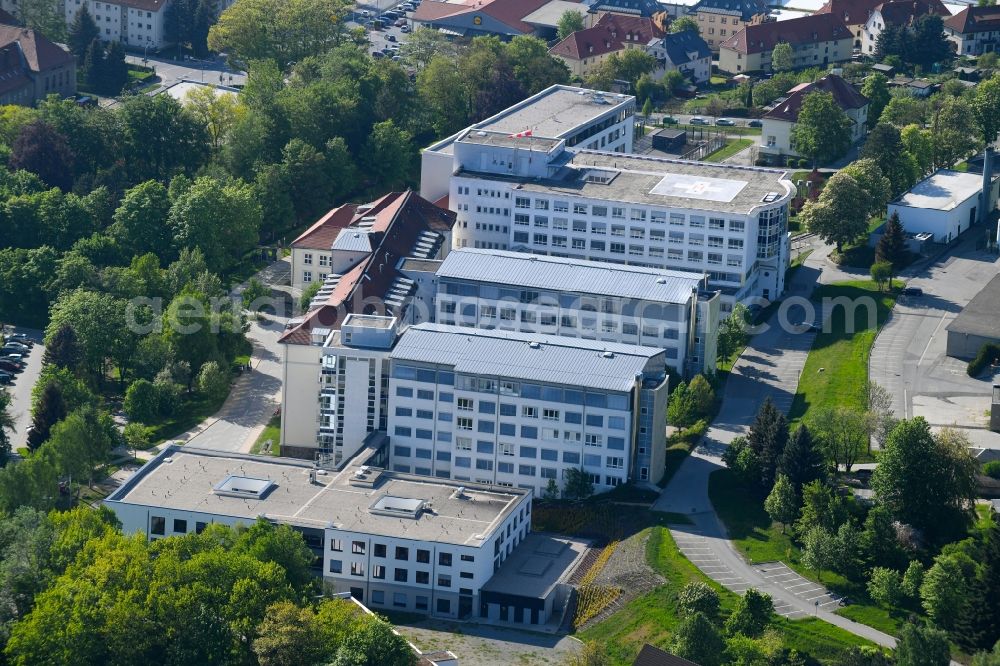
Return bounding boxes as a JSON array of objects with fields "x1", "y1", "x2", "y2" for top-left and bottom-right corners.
[
  {"x1": 442, "y1": 129, "x2": 794, "y2": 309},
  {"x1": 106, "y1": 445, "x2": 588, "y2": 626}
]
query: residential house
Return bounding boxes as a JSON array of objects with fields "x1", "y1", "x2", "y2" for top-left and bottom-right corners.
[
  {"x1": 718, "y1": 13, "x2": 853, "y2": 73},
  {"x1": 589, "y1": 0, "x2": 664, "y2": 18},
  {"x1": 689, "y1": 0, "x2": 770, "y2": 51},
  {"x1": 0, "y1": 25, "x2": 75, "y2": 106},
  {"x1": 648, "y1": 29, "x2": 712, "y2": 83},
  {"x1": 410, "y1": 0, "x2": 555, "y2": 38},
  {"x1": 816, "y1": 0, "x2": 883, "y2": 48},
  {"x1": 49, "y1": 0, "x2": 174, "y2": 49},
  {"x1": 945, "y1": 5, "x2": 1000, "y2": 57},
  {"x1": 861, "y1": 0, "x2": 949, "y2": 56},
  {"x1": 549, "y1": 12, "x2": 664, "y2": 78},
  {"x1": 759, "y1": 74, "x2": 869, "y2": 164}
]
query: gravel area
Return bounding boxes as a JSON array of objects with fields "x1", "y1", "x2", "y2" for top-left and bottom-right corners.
[{"x1": 577, "y1": 529, "x2": 665, "y2": 630}]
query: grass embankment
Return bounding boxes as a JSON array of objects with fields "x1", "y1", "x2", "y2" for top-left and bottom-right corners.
[
  {"x1": 789, "y1": 280, "x2": 897, "y2": 422},
  {"x1": 579, "y1": 524, "x2": 878, "y2": 664},
  {"x1": 702, "y1": 138, "x2": 754, "y2": 162},
  {"x1": 251, "y1": 413, "x2": 281, "y2": 455}
]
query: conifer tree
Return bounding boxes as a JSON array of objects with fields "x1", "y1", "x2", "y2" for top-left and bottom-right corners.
[{"x1": 68, "y1": 6, "x2": 100, "y2": 60}]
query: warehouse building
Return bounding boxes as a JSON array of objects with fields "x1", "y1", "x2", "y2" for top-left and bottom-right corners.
[{"x1": 946, "y1": 274, "x2": 1000, "y2": 360}]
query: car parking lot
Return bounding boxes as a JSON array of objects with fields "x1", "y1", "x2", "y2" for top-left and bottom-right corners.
[
  {"x1": 349, "y1": 0, "x2": 419, "y2": 62},
  {"x1": 1, "y1": 327, "x2": 44, "y2": 451}
]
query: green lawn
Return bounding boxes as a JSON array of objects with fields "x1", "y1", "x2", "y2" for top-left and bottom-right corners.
[
  {"x1": 703, "y1": 138, "x2": 754, "y2": 163},
  {"x1": 579, "y1": 524, "x2": 878, "y2": 664},
  {"x1": 709, "y1": 469, "x2": 906, "y2": 638},
  {"x1": 250, "y1": 413, "x2": 281, "y2": 456},
  {"x1": 789, "y1": 280, "x2": 897, "y2": 422}
]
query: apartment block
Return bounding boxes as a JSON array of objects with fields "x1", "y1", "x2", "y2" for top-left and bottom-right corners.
[
  {"x1": 690, "y1": 0, "x2": 769, "y2": 51},
  {"x1": 105, "y1": 445, "x2": 587, "y2": 625},
  {"x1": 718, "y1": 13, "x2": 853, "y2": 73},
  {"x1": 420, "y1": 84, "x2": 635, "y2": 206},
  {"x1": 431, "y1": 248, "x2": 720, "y2": 377},
  {"x1": 446, "y1": 129, "x2": 794, "y2": 311},
  {"x1": 386, "y1": 322, "x2": 670, "y2": 494}
]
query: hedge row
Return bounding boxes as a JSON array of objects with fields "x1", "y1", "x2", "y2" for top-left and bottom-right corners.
[{"x1": 967, "y1": 342, "x2": 1000, "y2": 377}]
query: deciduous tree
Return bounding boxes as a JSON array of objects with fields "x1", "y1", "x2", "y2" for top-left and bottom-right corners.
[
  {"x1": 791, "y1": 91, "x2": 852, "y2": 166},
  {"x1": 895, "y1": 622, "x2": 951, "y2": 666},
  {"x1": 9, "y1": 121, "x2": 75, "y2": 192},
  {"x1": 771, "y1": 42, "x2": 794, "y2": 72},
  {"x1": 764, "y1": 474, "x2": 798, "y2": 532},
  {"x1": 724, "y1": 588, "x2": 773, "y2": 638},
  {"x1": 672, "y1": 612, "x2": 724, "y2": 666},
  {"x1": 798, "y1": 172, "x2": 870, "y2": 253},
  {"x1": 557, "y1": 10, "x2": 585, "y2": 40},
  {"x1": 871, "y1": 418, "x2": 978, "y2": 543},
  {"x1": 861, "y1": 73, "x2": 891, "y2": 126}
]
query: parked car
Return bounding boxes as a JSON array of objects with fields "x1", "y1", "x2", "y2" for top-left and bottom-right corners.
[
  {"x1": 662, "y1": 116, "x2": 678, "y2": 125},
  {"x1": 392, "y1": 55, "x2": 402, "y2": 61},
  {"x1": 385, "y1": 34, "x2": 397, "y2": 41},
  {"x1": 715, "y1": 117, "x2": 736, "y2": 126},
  {"x1": 0, "y1": 370, "x2": 12, "y2": 384},
  {"x1": 372, "y1": 49, "x2": 385, "y2": 58},
  {"x1": 902, "y1": 286, "x2": 924, "y2": 296},
  {"x1": 0, "y1": 360, "x2": 23, "y2": 373},
  {"x1": 2, "y1": 343, "x2": 28, "y2": 354},
  {"x1": 395, "y1": 17, "x2": 406, "y2": 26},
  {"x1": 400, "y1": 24, "x2": 410, "y2": 32},
  {"x1": 7, "y1": 333, "x2": 31, "y2": 344},
  {"x1": 747, "y1": 119, "x2": 762, "y2": 128},
  {"x1": 690, "y1": 116, "x2": 708, "y2": 125}
]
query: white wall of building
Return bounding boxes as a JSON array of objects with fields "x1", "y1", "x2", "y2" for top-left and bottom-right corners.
[{"x1": 450, "y1": 180, "x2": 791, "y2": 310}]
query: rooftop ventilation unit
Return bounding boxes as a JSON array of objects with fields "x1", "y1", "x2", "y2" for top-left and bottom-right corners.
[
  {"x1": 601, "y1": 351, "x2": 615, "y2": 359},
  {"x1": 528, "y1": 341, "x2": 541, "y2": 349}
]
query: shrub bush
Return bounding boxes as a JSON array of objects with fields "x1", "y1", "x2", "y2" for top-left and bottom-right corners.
[
  {"x1": 983, "y1": 460, "x2": 1000, "y2": 480},
  {"x1": 967, "y1": 342, "x2": 1000, "y2": 377}
]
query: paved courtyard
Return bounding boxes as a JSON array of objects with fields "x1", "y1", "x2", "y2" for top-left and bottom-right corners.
[{"x1": 396, "y1": 620, "x2": 582, "y2": 666}]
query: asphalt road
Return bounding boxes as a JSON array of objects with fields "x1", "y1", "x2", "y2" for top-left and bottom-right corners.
[
  {"x1": 2, "y1": 327, "x2": 45, "y2": 451},
  {"x1": 870, "y1": 231, "x2": 1000, "y2": 425},
  {"x1": 124, "y1": 53, "x2": 246, "y2": 90}
]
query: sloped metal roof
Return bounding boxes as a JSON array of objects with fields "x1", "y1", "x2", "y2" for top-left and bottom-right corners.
[
  {"x1": 437, "y1": 248, "x2": 702, "y2": 304},
  {"x1": 392, "y1": 324, "x2": 664, "y2": 392}
]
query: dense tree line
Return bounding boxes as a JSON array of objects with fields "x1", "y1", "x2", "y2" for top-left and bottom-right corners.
[{"x1": 0, "y1": 509, "x2": 414, "y2": 666}]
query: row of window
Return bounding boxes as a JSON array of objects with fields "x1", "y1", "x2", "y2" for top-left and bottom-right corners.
[
  {"x1": 392, "y1": 368, "x2": 630, "y2": 409},
  {"x1": 368, "y1": 590, "x2": 452, "y2": 613},
  {"x1": 329, "y1": 540, "x2": 476, "y2": 566},
  {"x1": 509, "y1": 201, "x2": 745, "y2": 232},
  {"x1": 150, "y1": 516, "x2": 207, "y2": 536},
  {"x1": 301, "y1": 252, "x2": 329, "y2": 266},
  {"x1": 330, "y1": 561, "x2": 473, "y2": 587}
]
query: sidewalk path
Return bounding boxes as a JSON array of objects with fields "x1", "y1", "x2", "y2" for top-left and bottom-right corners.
[{"x1": 653, "y1": 250, "x2": 899, "y2": 650}]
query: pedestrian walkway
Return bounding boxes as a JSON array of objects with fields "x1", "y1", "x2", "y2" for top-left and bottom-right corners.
[{"x1": 656, "y1": 250, "x2": 900, "y2": 650}]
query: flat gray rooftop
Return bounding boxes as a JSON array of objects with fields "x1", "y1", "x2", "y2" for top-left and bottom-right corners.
[
  {"x1": 458, "y1": 129, "x2": 561, "y2": 151},
  {"x1": 398, "y1": 257, "x2": 443, "y2": 273},
  {"x1": 463, "y1": 151, "x2": 793, "y2": 215},
  {"x1": 393, "y1": 323, "x2": 664, "y2": 392},
  {"x1": 946, "y1": 273, "x2": 1000, "y2": 338},
  {"x1": 107, "y1": 447, "x2": 527, "y2": 547},
  {"x1": 893, "y1": 169, "x2": 986, "y2": 211},
  {"x1": 437, "y1": 248, "x2": 702, "y2": 304},
  {"x1": 427, "y1": 85, "x2": 633, "y2": 155},
  {"x1": 343, "y1": 314, "x2": 395, "y2": 328},
  {"x1": 481, "y1": 533, "x2": 589, "y2": 598}
]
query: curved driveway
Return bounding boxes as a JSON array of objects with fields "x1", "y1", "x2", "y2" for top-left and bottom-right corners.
[{"x1": 654, "y1": 248, "x2": 899, "y2": 649}]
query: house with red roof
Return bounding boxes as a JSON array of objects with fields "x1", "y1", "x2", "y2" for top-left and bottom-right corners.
[
  {"x1": 944, "y1": 5, "x2": 1000, "y2": 56},
  {"x1": 759, "y1": 74, "x2": 869, "y2": 164},
  {"x1": 410, "y1": 0, "x2": 558, "y2": 38},
  {"x1": 861, "y1": 0, "x2": 949, "y2": 56},
  {"x1": 816, "y1": 0, "x2": 884, "y2": 48},
  {"x1": 718, "y1": 12, "x2": 853, "y2": 73},
  {"x1": 0, "y1": 24, "x2": 75, "y2": 106},
  {"x1": 549, "y1": 12, "x2": 664, "y2": 77}
]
